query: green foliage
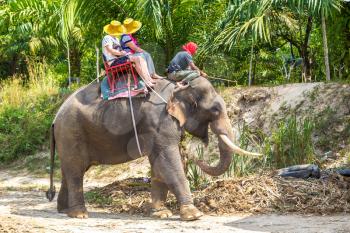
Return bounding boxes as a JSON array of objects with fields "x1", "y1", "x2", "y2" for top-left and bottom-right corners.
[
  {"x1": 215, "y1": 0, "x2": 342, "y2": 46},
  {"x1": 263, "y1": 116, "x2": 315, "y2": 168},
  {"x1": 225, "y1": 123, "x2": 263, "y2": 177},
  {"x1": 186, "y1": 115, "x2": 317, "y2": 189},
  {"x1": 0, "y1": 91, "x2": 61, "y2": 162},
  {"x1": 0, "y1": 61, "x2": 64, "y2": 163},
  {"x1": 1, "y1": 0, "x2": 349, "y2": 84},
  {"x1": 0, "y1": 0, "x2": 349, "y2": 166},
  {"x1": 85, "y1": 190, "x2": 113, "y2": 206},
  {"x1": 187, "y1": 146, "x2": 209, "y2": 190},
  {"x1": 313, "y1": 106, "x2": 350, "y2": 152}
]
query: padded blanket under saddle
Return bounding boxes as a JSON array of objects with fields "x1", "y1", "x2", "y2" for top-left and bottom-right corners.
[{"x1": 100, "y1": 76, "x2": 147, "y2": 100}]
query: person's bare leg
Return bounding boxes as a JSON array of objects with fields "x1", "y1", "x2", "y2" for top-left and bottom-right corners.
[
  {"x1": 130, "y1": 56, "x2": 155, "y2": 86},
  {"x1": 137, "y1": 57, "x2": 156, "y2": 84}
]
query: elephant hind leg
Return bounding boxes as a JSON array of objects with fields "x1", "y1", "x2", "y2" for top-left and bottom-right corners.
[
  {"x1": 61, "y1": 162, "x2": 88, "y2": 219},
  {"x1": 150, "y1": 177, "x2": 172, "y2": 219},
  {"x1": 57, "y1": 172, "x2": 68, "y2": 213}
]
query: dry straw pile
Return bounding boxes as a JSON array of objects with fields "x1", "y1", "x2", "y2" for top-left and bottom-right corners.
[{"x1": 90, "y1": 172, "x2": 350, "y2": 215}]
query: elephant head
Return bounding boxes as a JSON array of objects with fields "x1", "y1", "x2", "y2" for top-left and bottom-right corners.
[{"x1": 167, "y1": 77, "x2": 261, "y2": 176}]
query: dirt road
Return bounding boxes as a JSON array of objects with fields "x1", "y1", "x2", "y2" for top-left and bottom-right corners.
[{"x1": 0, "y1": 169, "x2": 349, "y2": 233}]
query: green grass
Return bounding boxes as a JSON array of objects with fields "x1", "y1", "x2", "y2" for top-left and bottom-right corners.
[
  {"x1": 1, "y1": 184, "x2": 49, "y2": 192},
  {"x1": 6, "y1": 152, "x2": 61, "y2": 178},
  {"x1": 313, "y1": 107, "x2": 350, "y2": 152},
  {"x1": 225, "y1": 123, "x2": 263, "y2": 177},
  {"x1": 0, "y1": 60, "x2": 66, "y2": 163},
  {"x1": 186, "y1": 115, "x2": 317, "y2": 189},
  {"x1": 85, "y1": 190, "x2": 114, "y2": 207},
  {"x1": 187, "y1": 146, "x2": 209, "y2": 190},
  {"x1": 263, "y1": 115, "x2": 315, "y2": 168}
]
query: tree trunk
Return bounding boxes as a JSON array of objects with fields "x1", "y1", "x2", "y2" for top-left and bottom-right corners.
[
  {"x1": 67, "y1": 41, "x2": 71, "y2": 87},
  {"x1": 321, "y1": 13, "x2": 331, "y2": 81},
  {"x1": 252, "y1": 51, "x2": 257, "y2": 84},
  {"x1": 248, "y1": 43, "x2": 254, "y2": 86},
  {"x1": 10, "y1": 54, "x2": 18, "y2": 75},
  {"x1": 301, "y1": 16, "x2": 313, "y2": 82},
  {"x1": 162, "y1": 9, "x2": 175, "y2": 65},
  {"x1": 164, "y1": 28, "x2": 175, "y2": 64},
  {"x1": 69, "y1": 44, "x2": 82, "y2": 78},
  {"x1": 164, "y1": 44, "x2": 174, "y2": 66},
  {"x1": 96, "y1": 46, "x2": 100, "y2": 82}
]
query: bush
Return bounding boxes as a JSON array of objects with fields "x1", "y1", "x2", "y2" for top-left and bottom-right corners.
[
  {"x1": 225, "y1": 123, "x2": 263, "y2": 177},
  {"x1": 0, "y1": 60, "x2": 64, "y2": 163},
  {"x1": 185, "y1": 115, "x2": 317, "y2": 189},
  {"x1": 264, "y1": 116, "x2": 315, "y2": 168},
  {"x1": 187, "y1": 146, "x2": 209, "y2": 190},
  {"x1": 0, "y1": 96, "x2": 61, "y2": 162}
]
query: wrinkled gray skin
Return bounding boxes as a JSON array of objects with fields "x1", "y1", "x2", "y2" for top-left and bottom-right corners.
[{"x1": 51, "y1": 77, "x2": 240, "y2": 220}]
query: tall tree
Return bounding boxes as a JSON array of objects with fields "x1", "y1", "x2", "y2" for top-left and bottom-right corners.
[
  {"x1": 321, "y1": 13, "x2": 331, "y2": 81},
  {"x1": 212, "y1": 0, "x2": 342, "y2": 82},
  {"x1": 135, "y1": 0, "x2": 206, "y2": 62},
  {"x1": 62, "y1": 0, "x2": 212, "y2": 63},
  {"x1": 0, "y1": 0, "x2": 61, "y2": 75}
]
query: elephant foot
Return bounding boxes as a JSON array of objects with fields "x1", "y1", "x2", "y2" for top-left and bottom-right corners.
[
  {"x1": 66, "y1": 206, "x2": 89, "y2": 219},
  {"x1": 150, "y1": 207, "x2": 173, "y2": 219},
  {"x1": 180, "y1": 204, "x2": 203, "y2": 221},
  {"x1": 57, "y1": 203, "x2": 69, "y2": 214},
  {"x1": 57, "y1": 207, "x2": 68, "y2": 214}
]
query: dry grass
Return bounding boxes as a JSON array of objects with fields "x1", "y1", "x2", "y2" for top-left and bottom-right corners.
[
  {"x1": 87, "y1": 171, "x2": 350, "y2": 216},
  {"x1": 0, "y1": 64, "x2": 58, "y2": 108},
  {"x1": 194, "y1": 172, "x2": 350, "y2": 215}
]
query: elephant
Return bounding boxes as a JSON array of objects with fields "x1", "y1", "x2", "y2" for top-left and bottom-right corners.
[{"x1": 46, "y1": 76, "x2": 260, "y2": 221}]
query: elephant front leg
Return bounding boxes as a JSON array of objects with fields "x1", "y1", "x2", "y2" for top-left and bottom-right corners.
[
  {"x1": 150, "y1": 177, "x2": 172, "y2": 219},
  {"x1": 150, "y1": 146, "x2": 203, "y2": 221}
]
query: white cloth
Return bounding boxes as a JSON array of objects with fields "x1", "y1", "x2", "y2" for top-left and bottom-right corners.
[{"x1": 102, "y1": 35, "x2": 121, "y2": 62}]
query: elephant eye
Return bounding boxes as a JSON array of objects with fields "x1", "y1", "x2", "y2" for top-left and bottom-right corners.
[{"x1": 210, "y1": 103, "x2": 222, "y2": 116}]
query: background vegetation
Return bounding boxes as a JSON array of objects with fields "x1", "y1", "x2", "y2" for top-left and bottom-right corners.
[{"x1": 0, "y1": 0, "x2": 349, "y2": 174}]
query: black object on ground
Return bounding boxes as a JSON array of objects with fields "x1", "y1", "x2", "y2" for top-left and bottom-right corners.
[
  {"x1": 277, "y1": 164, "x2": 321, "y2": 179},
  {"x1": 337, "y1": 169, "x2": 350, "y2": 177}
]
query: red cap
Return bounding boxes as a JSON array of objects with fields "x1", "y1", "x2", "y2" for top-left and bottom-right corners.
[{"x1": 182, "y1": 42, "x2": 198, "y2": 55}]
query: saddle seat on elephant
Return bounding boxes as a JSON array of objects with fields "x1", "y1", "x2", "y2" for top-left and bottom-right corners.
[{"x1": 101, "y1": 55, "x2": 147, "y2": 100}]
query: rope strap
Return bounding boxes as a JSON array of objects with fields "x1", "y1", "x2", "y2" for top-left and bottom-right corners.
[{"x1": 127, "y1": 76, "x2": 142, "y2": 157}]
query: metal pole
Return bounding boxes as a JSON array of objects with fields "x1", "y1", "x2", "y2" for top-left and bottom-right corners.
[
  {"x1": 96, "y1": 46, "x2": 100, "y2": 82},
  {"x1": 67, "y1": 40, "x2": 71, "y2": 87}
]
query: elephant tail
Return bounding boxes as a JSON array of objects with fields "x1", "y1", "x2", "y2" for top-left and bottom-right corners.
[{"x1": 46, "y1": 124, "x2": 56, "y2": 202}]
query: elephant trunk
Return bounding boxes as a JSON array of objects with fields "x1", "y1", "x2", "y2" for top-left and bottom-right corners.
[{"x1": 195, "y1": 117, "x2": 261, "y2": 177}]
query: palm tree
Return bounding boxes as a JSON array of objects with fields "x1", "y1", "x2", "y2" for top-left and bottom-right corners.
[
  {"x1": 213, "y1": 0, "x2": 342, "y2": 82},
  {"x1": 321, "y1": 13, "x2": 331, "y2": 81},
  {"x1": 62, "y1": 0, "x2": 209, "y2": 64},
  {"x1": 0, "y1": 0, "x2": 61, "y2": 75},
  {"x1": 136, "y1": 0, "x2": 206, "y2": 62},
  {"x1": 327, "y1": 1, "x2": 350, "y2": 79}
]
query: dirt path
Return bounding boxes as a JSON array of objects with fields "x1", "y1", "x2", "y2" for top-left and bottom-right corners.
[{"x1": 0, "y1": 169, "x2": 349, "y2": 233}]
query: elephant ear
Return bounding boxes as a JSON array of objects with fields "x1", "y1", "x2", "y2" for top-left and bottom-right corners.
[{"x1": 167, "y1": 97, "x2": 187, "y2": 127}]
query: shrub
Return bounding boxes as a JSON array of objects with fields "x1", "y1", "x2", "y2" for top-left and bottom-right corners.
[
  {"x1": 187, "y1": 146, "x2": 209, "y2": 190},
  {"x1": 225, "y1": 123, "x2": 263, "y2": 177},
  {"x1": 185, "y1": 115, "x2": 317, "y2": 192},
  {"x1": 0, "y1": 60, "x2": 64, "y2": 163},
  {"x1": 264, "y1": 116, "x2": 315, "y2": 168}
]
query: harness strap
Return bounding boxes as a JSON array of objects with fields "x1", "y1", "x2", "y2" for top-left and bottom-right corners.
[
  {"x1": 127, "y1": 75, "x2": 142, "y2": 156},
  {"x1": 143, "y1": 81, "x2": 168, "y2": 104}
]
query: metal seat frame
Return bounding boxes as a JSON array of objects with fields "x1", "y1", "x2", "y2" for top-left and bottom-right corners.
[{"x1": 103, "y1": 56, "x2": 138, "y2": 92}]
